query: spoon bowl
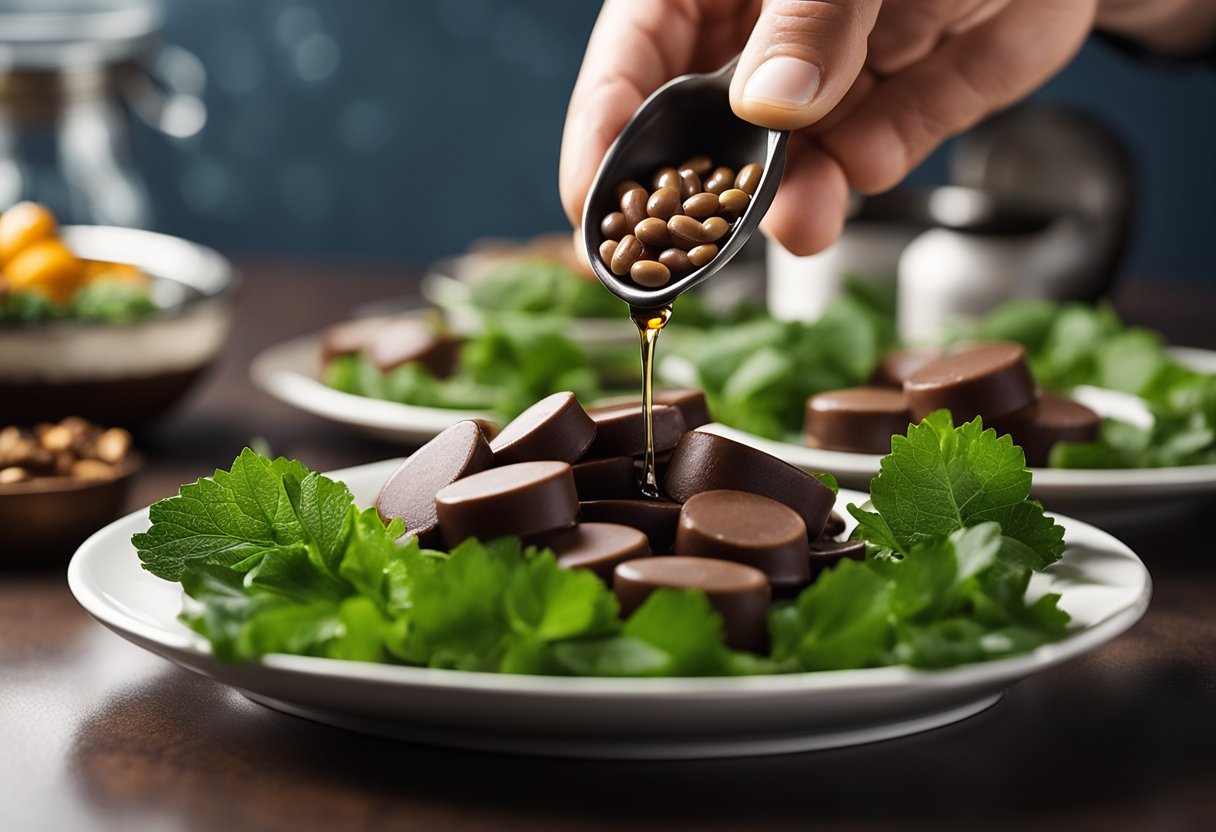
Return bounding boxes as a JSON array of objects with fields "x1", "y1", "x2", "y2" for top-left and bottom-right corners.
[{"x1": 582, "y1": 57, "x2": 789, "y2": 309}]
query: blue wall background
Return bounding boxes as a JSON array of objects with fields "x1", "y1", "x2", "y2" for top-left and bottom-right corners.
[{"x1": 139, "y1": 0, "x2": 1215, "y2": 280}]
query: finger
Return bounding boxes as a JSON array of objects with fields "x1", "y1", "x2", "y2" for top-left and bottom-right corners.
[
  {"x1": 818, "y1": 0, "x2": 1096, "y2": 193},
  {"x1": 729, "y1": 0, "x2": 883, "y2": 131},
  {"x1": 559, "y1": 0, "x2": 700, "y2": 227},
  {"x1": 760, "y1": 133, "x2": 851, "y2": 255},
  {"x1": 866, "y1": 0, "x2": 1002, "y2": 75}
]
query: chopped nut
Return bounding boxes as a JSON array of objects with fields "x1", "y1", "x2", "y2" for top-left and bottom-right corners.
[
  {"x1": 70, "y1": 459, "x2": 115, "y2": 481},
  {"x1": 0, "y1": 426, "x2": 23, "y2": 465},
  {"x1": 0, "y1": 466, "x2": 31, "y2": 485},
  {"x1": 93, "y1": 428, "x2": 132, "y2": 464},
  {"x1": 40, "y1": 424, "x2": 74, "y2": 453},
  {"x1": 54, "y1": 451, "x2": 75, "y2": 476}
]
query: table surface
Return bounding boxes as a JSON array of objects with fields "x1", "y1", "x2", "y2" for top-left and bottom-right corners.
[{"x1": 3, "y1": 262, "x2": 1215, "y2": 832}]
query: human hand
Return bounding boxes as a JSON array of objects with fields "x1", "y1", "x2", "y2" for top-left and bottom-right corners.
[{"x1": 560, "y1": 0, "x2": 1100, "y2": 256}]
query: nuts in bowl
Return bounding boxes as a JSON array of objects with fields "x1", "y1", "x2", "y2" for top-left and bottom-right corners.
[
  {"x1": 0, "y1": 417, "x2": 140, "y2": 562},
  {"x1": 0, "y1": 220, "x2": 238, "y2": 425}
]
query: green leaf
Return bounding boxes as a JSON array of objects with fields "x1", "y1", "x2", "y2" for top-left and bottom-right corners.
[
  {"x1": 338, "y1": 508, "x2": 406, "y2": 604},
  {"x1": 551, "y1": 636, "x2": 671, "y2": 677},
  {"x1": 293, "y1": 472, "x2": 355, "y2": 573},
  {"x1": 406, "y1": 536, "x2": 515, "y2": 668},
  {"x1": 505, "y1": 550, "x2": 618, "y2": 642},
  {"x1": 622, "y1": 589, "x2": 737, "y2": 674},
  {"x1": 772, "y1": 559, "x2": 892, "y2": 671},
  {"x1": 868, "y1": 413, "x2": 1064, "y2": 566},
  {"x1": 134, "y1": 448, "x2": 306, "y2": 580}
]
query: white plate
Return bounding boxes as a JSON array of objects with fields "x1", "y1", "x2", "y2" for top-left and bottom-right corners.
[
  {"x1": 700, "y1": 346, "x2": 1216, "y2": 528},
  {"x1": 68, "y1": 459, "x2": 1150, "y2": 760},
  {"x1": 250, "y1": 330, "x2": 493, "y2": 444}
]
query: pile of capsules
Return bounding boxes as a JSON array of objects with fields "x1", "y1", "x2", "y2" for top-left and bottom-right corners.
[{"x1": 596, "y1": 156, "x2": 763, "y2": 290}]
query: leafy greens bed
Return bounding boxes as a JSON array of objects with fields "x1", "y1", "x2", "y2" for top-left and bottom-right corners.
[
  {"x1": 134, "y1": 412, "x2": 1070, "y2": 676},
  {"x1": 973, "y1": 300, "x2": 1216, "y2": 468}
]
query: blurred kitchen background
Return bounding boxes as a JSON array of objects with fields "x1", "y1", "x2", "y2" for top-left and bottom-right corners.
[{"x1": 6, "y1": 0, "x2": 1215, "y2": 280}]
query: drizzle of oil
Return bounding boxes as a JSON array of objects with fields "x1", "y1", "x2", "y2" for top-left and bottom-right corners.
[{"x1": 630, "y1": 304, "x2": 673, "y2": 498}]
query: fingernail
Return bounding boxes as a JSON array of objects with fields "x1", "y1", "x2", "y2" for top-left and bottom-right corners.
[{"x1": 742, "y1": 56, "x2": 821, "y2": 110}]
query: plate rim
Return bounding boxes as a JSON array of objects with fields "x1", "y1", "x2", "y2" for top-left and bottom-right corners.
[{"x1": 67, "y1": 464, "x2": 1152, "y2": 699}]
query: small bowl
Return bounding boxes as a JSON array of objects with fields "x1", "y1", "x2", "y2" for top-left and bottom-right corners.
[
  {"x1": 0, "y1": 454, "x2": 141, "y2": 565},
  {"x1": 0, "y1": 226, "x2": 238, "y2": 425}
]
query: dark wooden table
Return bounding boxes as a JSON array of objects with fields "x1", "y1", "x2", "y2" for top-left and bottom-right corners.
[{"x1": 3, "y1": 263, "x2": 1215, "y2": 832}]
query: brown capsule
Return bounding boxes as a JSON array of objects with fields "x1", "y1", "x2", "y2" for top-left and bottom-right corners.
[
  {"x1": 610, "y1": 234, "x2": 645, "y2": 276},
  {"x1": 600, "y1": 211, "x2": 628, "y2": 241},
  {"x1": 678, "y1": 168, "x2": 702, "y2": 200},
  {"x1": 647, "y1": 187, "x2": 682, "y2": 221},
  {"x1": 631, "y1": 259, "x2": 671, "y2": 288},
  {"x1": 667, "y1": 216, "x2": 700, "y2": 250},
  {"x1": 679, "y1": 155, "x2": 713, "y2": 177},
  {"x1": 652, "y1": 166, "x2": 680, "y2": 191},
  {"x1": 718, "y1": 188, "x2": 750, "y2": 218},
  {"x1": 613, "y1": 180, "x2": 645, "y2": 201},
  {"x1": 687, "y1": 244, "x2": 719, "y2": 267},
  {"x1": 599, "y1": 238, "x2": 618, "y2": 265},
  {"x1": 659, "y1": 248, "x2": 692, "y2": 277},
  {"x1": 735, "y1": 163, "x2": 763, "y2": 196},
  {"x1": 634, "y1": 217, "x2": 671, "y2": 249},
  {"x1": 620, "y1": 187, "x2": 649, "y2": 228},
  {"x1": 701, "y1": 216, "x2": 729, "y2": 242},
  {"x1": 682, "y1": 192, "x2": 720, "y2": 220},
  {"x1": 705, "y1": 166, "x2": 735, "y2": 195},
  {"x1": 94, "y1": 427, "x2": 131, "y2": 464}
]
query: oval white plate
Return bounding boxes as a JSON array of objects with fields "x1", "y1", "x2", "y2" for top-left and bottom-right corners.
[
  {"x1": 701, "y1": 346, "x2": 1216, "y2": 528},
  {"x1": 68, "y1": 459, "x2": 1150, "y2": 760}
]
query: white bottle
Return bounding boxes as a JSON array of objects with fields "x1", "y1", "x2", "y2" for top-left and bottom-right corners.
[
  {"x1": 766, "y1": 223, "x2": 921, "y2": 322},
  {"x1": 896, "y1": 216, "x2": 1093, "y2": 343}
]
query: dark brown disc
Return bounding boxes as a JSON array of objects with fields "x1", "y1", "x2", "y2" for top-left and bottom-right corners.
[
  {"x1": 614, "y1": 556, "x2": 770, "y2": 652},
  {"x1": 662, "y1": 431, "x2": 835, "y2": 538},
  {"x1": 376, "y1": 420, "x2": 494, "y2": 548},
  {"x1": 434, "y1": 461, "x2": 578, "y2": 548},
  {"x1": 804, "y1": 386, "x2": 911, "y2": 454},
  {"x1": 489, "y1": 391, "x2": 596, "y2": 465}
]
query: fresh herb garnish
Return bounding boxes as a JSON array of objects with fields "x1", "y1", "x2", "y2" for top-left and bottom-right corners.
[{"x1": 135, "y1": 412, "x2": 1070, "y2": 675}]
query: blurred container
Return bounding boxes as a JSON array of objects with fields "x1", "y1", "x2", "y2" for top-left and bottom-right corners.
[
  {"x1": 0, "y1": 454, "x2": 140, "y2": 564},
  {"x1": 0, "y1": 0, "x2": 206, "y2": 226},
  {"x1": 0, "y1": 225, "x2": 238, "y2": 425},
  {"x1": 766, "y1": 218, "x2": 917, "y2": 322}
]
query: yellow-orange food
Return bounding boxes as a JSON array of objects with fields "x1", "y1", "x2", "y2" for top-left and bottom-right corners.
[
  {"x1": 4, "y1": 238, "x2": 86, "y2": 304},
  {"x1": 0, "y1": 202, "x2": 57, "y2": 266}
]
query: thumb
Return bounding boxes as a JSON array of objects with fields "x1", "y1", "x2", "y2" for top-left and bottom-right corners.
[{"x1": 729, "y1": 0, "x2": 881, "y2": 131}]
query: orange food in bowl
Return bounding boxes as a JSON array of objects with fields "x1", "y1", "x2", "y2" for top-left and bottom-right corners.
[
  {"x1": 82, "y1": 259, "x2": 147, "y2": 286},
  {"x1": 0, "y1": 202, "x2": 57, "y2": 266},
  {"x1": 4, "y1": 238, "x2": 86, "y2": 304}
]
